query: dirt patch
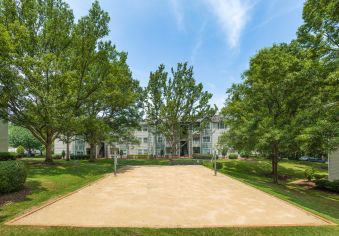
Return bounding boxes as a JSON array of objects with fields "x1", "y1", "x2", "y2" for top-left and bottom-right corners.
[
  {"x1": 264, "y1": 173, "x2": 291, "y2": 181},
  {"x1": 291, "y1": 179, "x2": 316, "y2": 188},
  {"x1": 0, "y1": 187, "x2": 31, "y2": 207}
]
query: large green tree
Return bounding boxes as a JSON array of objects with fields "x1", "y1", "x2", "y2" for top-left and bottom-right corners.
[
  {"x1": 296, "y1": 0, "x2": 339, "y2": 155},
  {"x1": 145, "y1": 63, "x2": 217, "y2": 157},
  {"x1": 223, "y1": 43, "x2": 313, "y2": 183},
  {"x1": 0, "y1": 0, "x2": 122, "y2": 163}
]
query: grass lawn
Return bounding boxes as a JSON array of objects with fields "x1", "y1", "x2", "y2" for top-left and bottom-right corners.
[{"x1": 0, "y1": 158, "x2": 338, "y2": 236}]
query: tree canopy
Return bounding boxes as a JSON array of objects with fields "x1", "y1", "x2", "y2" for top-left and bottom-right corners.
[{"x1": 145, "y1": 62, "x2": 217, "y2": 157}]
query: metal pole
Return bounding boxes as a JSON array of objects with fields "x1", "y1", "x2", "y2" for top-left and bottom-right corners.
[
  {"x1": 214, "y1": 151, "x2": 217, "y2": 176},
  {"x1": 114, "y1": 154, "x2": 117, "y2": 176}
]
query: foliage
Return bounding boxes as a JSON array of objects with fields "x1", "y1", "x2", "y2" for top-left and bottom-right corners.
[
  {"x1": 9, "y1": 125, "x2": 43, "y2": 155},
  {"x1": 315, "y1": 179, "x2": 339, "y2": 193},
  {"x1": 61, "y1": 150, "x2": 66, "y2": 158},
  {"x1": 70, "y1": 155, "x2": 90, "y2": 160},
  {"x1": 16, "y1": 145, "x2": 25, "y2": 157},
  {"x1": 304, "y1": 167, "x2": 315, "y2": 181},
  {"x1": 145, "y1": 63, "x2": 217, "y2": 157},
  {"x1": 127, "y1": 154, "x2": 150, "y2": 159},
  {"x1": 0, "y1": 152, "x2": 17, "y2": 161},
  {"x1": 228, "y1": 153, "x2": 238, "y2": 159},
  {"x1": 215, "y1": 162, "x2": 223, "y2": 169},
  {"x1": 0, "y1": 160, "x2": 27, "y2": 193},
  {"x1": 192, "y1": 154, "x2": 213, "y2": 160}
]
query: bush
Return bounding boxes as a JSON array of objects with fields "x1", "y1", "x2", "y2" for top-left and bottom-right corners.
[
  {"x1": 170, "y1": 159, "x2": 200, "y2": 165},
  {"x1": 0, "y1": 160, "x2": 27, "y2": 194},
  {"x1": 192, "y1": 154, "x2": 213, "y2": 160},
  {"x1": 240, "y1": 151, "x2": 251, "y2": 158},
  {"x1": 215, "y1": 162, "x2": 223, "y2": 169},
  {"x1": 70, "y1": 154, "x2": 90, "y2": 160},
  {"x1": 61, "y1": 150, "x2": 66, "y2": 158},
  {"x1": 0, "y1": 152, "x2": 18, "y2": 161},
  {"x1": 315, "y1": 179, "x2": 339, "y2": 193},
  {"x1": 127, "y1": 154, "x2": 150, "y2": 159},
  {"x1": 304, "y1": 167, "x2": 315, "y2": 181},
  {"x1": 228, "y1": 153, "x2": 238, "y2": 159},
  {"x1": 16, "y1": 145, "x2": 25, "y2": 157},
  {"x1": 52, "y1": 154, "x2": 62, "y2": 159}
]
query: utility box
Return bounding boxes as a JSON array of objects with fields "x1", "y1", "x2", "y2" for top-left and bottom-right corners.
[{"x1": 329, "y1": 149, "x2": 339, "y2": 181}]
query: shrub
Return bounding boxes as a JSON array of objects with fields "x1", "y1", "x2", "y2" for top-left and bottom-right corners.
[
  {"x1": 228, "y1": 153, "x2": 238, "y2": 159},
  {"x1": 52, "y1": 154, "x2": 62, "y2": 159},
  {"x1": 127, "y1": 154, "x2": 150, "y2": 159},
  {"x1": 215, "y1": 162, "x2": 223, "y2": 169},
  {"x1": 240, "y1": 151, "x2": 250, "y2": 158},
  {"x1": 170, "y1": 159, "x2": 200, "y2": 165},
  {"x1": 304, "y1": 167, "x2": 315, "y2": 181},
  {"x1": 16, "y1": 145, "x2": 25, "y2": 157},
  {"x1": 315, "y1": 179, "x2": 339, "y2": 193},
  {"x1": 0, "y1": 160, "x2": 27, "y2": 194},
  {"x1": 70, "y1": 154, "x2": 90, "y2": 160},
  {"x1": 0, "y1": 152, "x2": 18, "y2": 161},
  {"x1": 314, "y1": 173, "x2": 327, "y2": 180},
  {"x1": 61, "y1": 150, "x2": 66, "y2": 158},
  {"x1": 192, "y1": 154, "x2": 213, "y2": 160}
]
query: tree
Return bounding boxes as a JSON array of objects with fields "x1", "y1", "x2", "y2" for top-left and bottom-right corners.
[
  {"x1": 296, "y1": 0, "x2": 339, "y2": 155},
  {"x1": 80, "y1": 47, "x2": 142, "y2": 161},
  {"x1": 145, "y1": 63, "x2": 217, "y2": 157},
  {"x1": 223, "y1": 43, "x2": 312, "y2": 183},
  {"x1": 0, "y1": 0, "x2": 118, "y2": 163},
  {"x1": 0, "y1": 0, "x2": 77, "y2": 163},
  {"x1": 9, "y1": 125, "x2": 43, "y2": 155}
]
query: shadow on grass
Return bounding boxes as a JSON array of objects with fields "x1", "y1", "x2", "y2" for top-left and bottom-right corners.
[{"x1": 0, "y1": 180, "x2": 46, "y2": 223}]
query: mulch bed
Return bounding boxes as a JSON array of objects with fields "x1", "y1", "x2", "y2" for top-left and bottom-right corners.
[{"x1": 0, "y1": 187, "x2": 31, "y2": 207}]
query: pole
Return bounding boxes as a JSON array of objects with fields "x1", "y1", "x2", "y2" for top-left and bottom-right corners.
[
  {"x1": 114, "y1": 154, "x2": 117, "y2": 176},
  {"x1": 214, "y1": 151, "x2": 217, "y2": 176}
]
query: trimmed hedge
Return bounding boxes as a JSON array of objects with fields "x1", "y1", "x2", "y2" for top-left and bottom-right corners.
[
  {"x1": 0, "y1": 160, "x2": 27, "y2": 194},
  {"x1": 70, "y1": 155, "x2": 90, "y2": 160},
  {"x1": 228, "y1": 153, "x2": 238, "y2": 159},
  {"x1": 0, "y1": 152, "x2": 18, "y2": 161},
  {"x1": 192, "y1": 154, "x2": 213, "y2": 160},
  {"x1": 169, "y1": 159, "x2": 200, "y2": 165},
  {"x1": 127, "y1": 154, "x2": 150, "y2": 159},
  {"x1": 52, "y1": 154, "x2": 62, "y2": 159},
  {"x1": 315, "y1": 179, "x2": 339, "y2": 193}
]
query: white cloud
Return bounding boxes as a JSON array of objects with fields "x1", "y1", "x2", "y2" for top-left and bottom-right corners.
[
  {"x1": 170, "y1": 0, "x2": 185, "y2": 31},
  {"x1": 205, "y1": 0, "x2": 252, "y2": 48}
]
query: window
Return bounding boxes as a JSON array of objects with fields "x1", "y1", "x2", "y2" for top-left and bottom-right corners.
[
  {"x1": 138, "y1": 137, "x2": 142, "y2": 143},
  {"x1": 143, "y1": 137, "x2": 148, "y2": 143},
  {"x1": 157, "y1": 136, "x2": 163, "y2": 143},
  {"x1": 142, "y1": 126, "x2": 148, "y2": 132},
  {"x1": 138, "y1": 149, "x2": 143, "y2": 154},
  {"x1": 203, "y1": 136, "x2": 211, "y2": 143},
  {"x1": 205, "y1": 123, "x2": 211, "y2": 129},
  {"x1": 193, "y1": 136, "x2": 200, "y2": 143},
  {"x1": 213, "y1": 122, "x2": 218, "y2": 129},
  {"x1": 143, "y1": 149, "x2": 148, "y2": 154},
  {"x1": 219, "y1": 122, "x2": 225, "y2": 129}
]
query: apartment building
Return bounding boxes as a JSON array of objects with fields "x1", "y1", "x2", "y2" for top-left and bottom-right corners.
[{"x1": 54, "y1": 116, "x2": 227, "y2": 157}]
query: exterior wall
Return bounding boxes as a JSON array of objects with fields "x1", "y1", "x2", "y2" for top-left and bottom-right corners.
[
  {"x1": 329, "y1": 149, "x2": 339, "y2": 181},
  {"x1": 0, "y1": 121, "x2": 8, "y2": 152}
]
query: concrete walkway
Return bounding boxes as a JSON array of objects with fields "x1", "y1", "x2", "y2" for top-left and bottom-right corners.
[{"x1": 8, "y1": 165, "x2": 331, "y2": 228}]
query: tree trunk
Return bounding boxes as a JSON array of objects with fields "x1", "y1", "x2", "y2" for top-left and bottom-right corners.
[
  {"x1": 89, "y1": 143, "x2": 97, "y2": 162},
  {"x1": 66, "y1": 140, "x2": 70, "y2": 161},
  {"x1": 271, "y1": 154, "x2": 278, "y2": 184},
  {"x1": 45, "y1": 138, "x2": 53, "y2": 163}
]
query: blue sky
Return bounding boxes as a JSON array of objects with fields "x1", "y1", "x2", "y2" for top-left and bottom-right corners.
[{"x1": 65, "y1": 0, "x2": 305, "y2": 109}]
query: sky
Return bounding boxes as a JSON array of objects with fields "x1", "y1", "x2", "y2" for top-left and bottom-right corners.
[{"x1": 65, "y1": 0, "x2": 305, "y2": 109}]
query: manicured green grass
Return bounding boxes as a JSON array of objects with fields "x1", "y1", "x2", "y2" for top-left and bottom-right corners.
[{"x1": 0, "y1": 158, "x2": 338, "y2": 236}]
